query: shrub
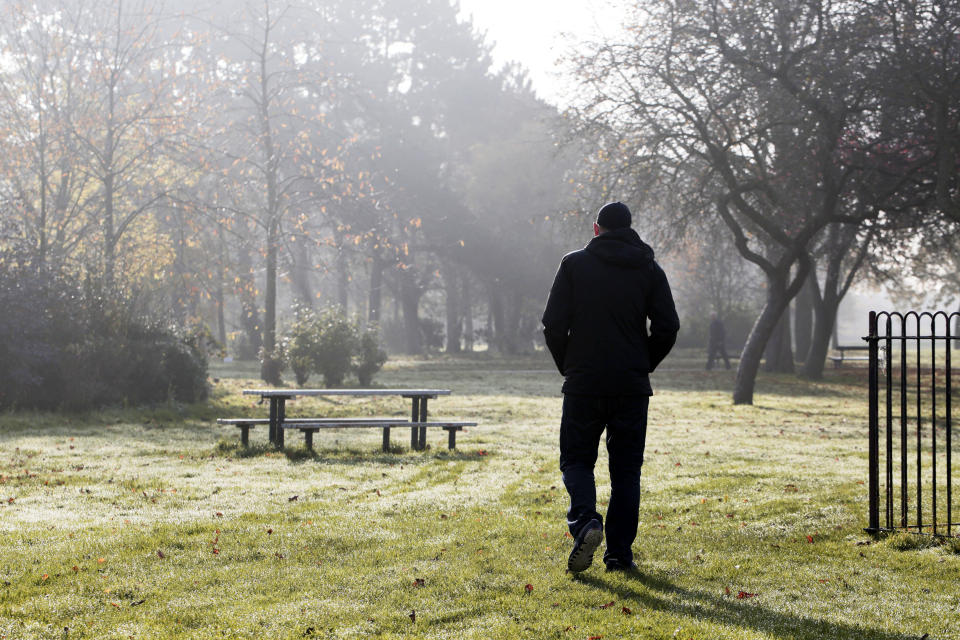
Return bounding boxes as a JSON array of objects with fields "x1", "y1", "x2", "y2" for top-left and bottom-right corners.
[
  {"x1": 279, "y1": 307, "x2": 389, "y2": 387},
  {"x1": 0, "y1": 265, "x2": 208, "y2": 410},
  {"x1": 354, "y1": 325, "x2": 388, "y2": 386},
  {"x1": 284, "y1": 306, "x2": 321, "y2": 386},
  {"x1": 314, "y1": 308, "x2": 358, "y2": 387},
  {"x1": 259, "y1": 347, "x2": 285, "y2": 386}
]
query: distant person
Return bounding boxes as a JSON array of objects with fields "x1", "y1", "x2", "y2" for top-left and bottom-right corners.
[
  {"x1": 541, "y1": 201, "x2": 679, "y2": 573},
  {"x1": 706, "y1": 312, "x2": 731, "y2": 370}
]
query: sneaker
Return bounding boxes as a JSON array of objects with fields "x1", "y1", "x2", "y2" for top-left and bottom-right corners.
[
  {"x1": 605, "y1": 558, "x2": 638, "y2": 572},
  {"x1": 567, "y1": 519, "x2": 603, "y2": 572}
]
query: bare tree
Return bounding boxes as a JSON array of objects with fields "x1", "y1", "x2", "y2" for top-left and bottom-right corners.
[{"x1": 569, "y1": 0, "x2": 919, "y2": 403}]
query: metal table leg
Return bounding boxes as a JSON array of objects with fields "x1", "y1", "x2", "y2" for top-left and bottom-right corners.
[
  {"x1": 277, "y1": 397, "x2": 286, "y2": 448},
  {"x1": 269, "y1": 396, "x2": 288, "y2": 449},
  {"x1": 268, "y1": 397, "x2": 278, "y2": 445},
  {"x1": 418, "y1": 397, "x2": 428, "y2": 450},
  {"x1": 410, "y1": 396, "x2": 420, "y2": 450}
]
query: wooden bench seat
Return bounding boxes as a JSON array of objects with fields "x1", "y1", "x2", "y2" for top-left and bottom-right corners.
[
  {"x1": 217, "y1": 417, "x2": 477, "y2": 450},
  {"x1": 282, "y1": 420, "x2": 477, "y2": 451},
  {"x1": 217, "y1": 417, "x2": 398, "y2": 446}
]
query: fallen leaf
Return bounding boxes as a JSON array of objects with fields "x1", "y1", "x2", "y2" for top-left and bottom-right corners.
[
  {"x1": 806, "y1": 535, "x2": 814, "y2": 543},
  {"x1": 131, "y1": 599, "x2": 145, "y2": 606},
  {"x1": 41, "y1": 574, "x2": 49, "y2": 582},
  {"x1": 621, "y1": 606, "x2": 632, "y2": 615},
  {"x1": 737, "y1": 591, "x2": 757, "y2": 599},
  {"x1": 97, "y1": 558, "x2": 105, "y2": 564},
  {"x1": 215, "y1": 512, "x2": 223, "y2": 518},
  {"x1": 524, "y1": 583, "x2": 533, "y2": 593},
  {"x1": 157, "y1": 550, "x2": 165, "y2": 559},
  {"x1": 599, "y1": 601, "x2": 615, "y2": 609},
  {"x1": 413, "y1": 578, "x2": 426, "y2": 587},
  {"x1": 267, "y1": 528, "x2": 273, "y2": 535}
]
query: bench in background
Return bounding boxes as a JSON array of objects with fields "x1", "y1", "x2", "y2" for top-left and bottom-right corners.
[{"x1": 829, "y1": 344, "x2": 869, "y2": 368}]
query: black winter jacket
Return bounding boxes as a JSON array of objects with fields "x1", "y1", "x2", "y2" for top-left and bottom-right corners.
[{"x1": 541, "y1": 228, "x2": 680, "y2": 396}]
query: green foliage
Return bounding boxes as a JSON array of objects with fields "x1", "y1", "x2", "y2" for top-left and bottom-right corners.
[
  {"x1": 0, "y1": 263, "x2": 208, "y2": 410},
  {"x1": 258, "y1": 347, "x2": 285, "y2": 386},
  {"x1": 313, "y1": 308, "x2": 359, "y2": 387},
  {"x1": 280, "y1": 307, "x2": 388, "y2": 387},
  {"x1": 283, "y1": 306, "x2": 319, "y2": 386},
  {"x1": 354, "y1": 325, "x2": 388, "y2": 386}
]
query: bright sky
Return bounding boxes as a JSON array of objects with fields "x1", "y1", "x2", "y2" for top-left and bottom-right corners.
[{"x1": 457, "y1": 0, "x2": 626, "y2": 107}]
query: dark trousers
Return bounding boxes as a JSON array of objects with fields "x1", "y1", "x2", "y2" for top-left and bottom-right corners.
[
  {"x1": 559, "y1": 393, "x2": 649, "y2": 565},
  {"x1": 706, "y1": 342, "x2": 730, "y2": 370}
]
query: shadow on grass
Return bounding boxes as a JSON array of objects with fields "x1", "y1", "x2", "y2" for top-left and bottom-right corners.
[
  {"x1": 212, "y1": 438, "x2": 492, "y2": 467},
  {"x1": 577, "y1": 570, "x2": 910, "y2": 640}
]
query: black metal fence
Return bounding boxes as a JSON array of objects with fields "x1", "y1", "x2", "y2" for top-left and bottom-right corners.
[{"x1": 866, "y1": 311, "x2": 959, "y2": 537}]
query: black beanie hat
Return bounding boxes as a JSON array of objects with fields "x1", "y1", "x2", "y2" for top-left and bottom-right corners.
[{"x1": 596, "y1": 201, "x2": 631, "y2": 229}]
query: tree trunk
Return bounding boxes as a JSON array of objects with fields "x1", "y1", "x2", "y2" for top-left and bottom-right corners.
[
  {"x1": 801, "y1": 294, "x2": 839, "y2": 380},
  {"x1": 103, "y1": 172, "x2": 116, "y2": 289},
  {"x1": 263, "y1": 219, "x2": 278, "y2": 354},
  {"x1": 215, "y1": 231, "x2": 228, "y2": 346},
  {"x1": 462, "y1": 273, "x2": 474, "y2": 352},
  {"x1": 733, "y1": 254, "x2": 811, "y2": 405},
  {"x1": 235, "y1": 243, "x2": 262, "y2": 360},
  {"x1": 368, "y1": 252, "x2": 383, "y2": 325},
  {"x1": 260, "y1": 217, "x2": 279, "y2": 382},
  {"x1": 504, "y1": 289, "x2": 523, "y2": 354},
  {"x1": 291, "y1": 234, "x2": 313, "y2": 308},
  {"x1": 734, "y1": 284, "x2": 792, "y2": 404},
  {"x1": 215, "y1": 280, "x2": 226, "y2": 347},
  {"x1": 801, "y1": 223, "x2": 866, "y2": 379},
  {"x1": 443, "y1": 262, "x2": 462, "y2": 353},
  {"x1": 763, "y1": 276, "x2": 794, "y2": 373},
  {"x1": 794, "y1": 273, "x2": 815, "y2": 365},
  {"x1": 336, "y1": 241, "x2": 349, "y2": 311},
  {"x1": 399, "y1": 269, "x2": 422, "y2": 355},
  {"x1": 489, "y1": 283, "x2": 506, "y2": 353}
]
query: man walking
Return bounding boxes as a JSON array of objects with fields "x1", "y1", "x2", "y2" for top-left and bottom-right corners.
[
  {"x1": 706, "y1": 312, "x2": 731, "y2": 370},
  {"x1": 542, "y1": 202, "x2": 679, "y2": 572}
]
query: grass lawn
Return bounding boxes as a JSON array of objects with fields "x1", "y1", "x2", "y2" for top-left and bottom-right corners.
[{"x1": 1, "y1": 350, "x2": 958, "y2": 639}]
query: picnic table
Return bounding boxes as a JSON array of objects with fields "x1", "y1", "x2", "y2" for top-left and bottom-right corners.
[{"x1": 218, "y1": 388, "x2": 476, "y2": 452}]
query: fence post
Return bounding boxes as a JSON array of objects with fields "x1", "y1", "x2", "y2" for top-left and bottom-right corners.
[{"x1": 867, "y1": 311, "x2": 880, "y2": 534}]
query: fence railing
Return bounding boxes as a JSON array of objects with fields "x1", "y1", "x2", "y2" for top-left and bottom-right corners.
[{"x1": 866, "y1": 310, "x2": 958, "y2": 537}]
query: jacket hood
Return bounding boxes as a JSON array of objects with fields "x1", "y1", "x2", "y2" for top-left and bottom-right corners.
[{"x1": 584, "y1": 227, "x2": 655, "y2": 268}]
